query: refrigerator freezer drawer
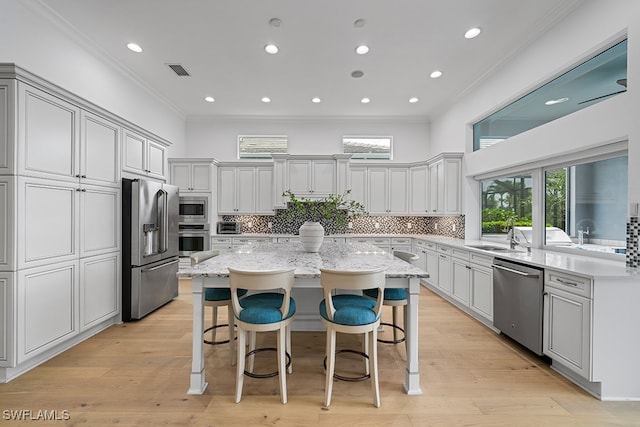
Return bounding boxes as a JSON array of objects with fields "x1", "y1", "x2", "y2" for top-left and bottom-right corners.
[{"x1": 130, "y1": 258, "x2": 179, "y2": 320}]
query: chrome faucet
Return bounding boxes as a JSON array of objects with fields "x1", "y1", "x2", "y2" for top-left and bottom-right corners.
[
  {"x1": 578, "y1": 226, "x2": 590, "y2": 245},
  {"x1": 505, "y1": 218, "x2": 518, "y2": 250}
]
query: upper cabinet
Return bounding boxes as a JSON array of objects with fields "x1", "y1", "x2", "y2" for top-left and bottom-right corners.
[
  {"x1": 273, "y1": 154, "x2": 350, "y2": 208},
  {"x1": 80, "y1": 111, "x2": 121, "y2": 188},
  {"x1": 0, "y1": 79, "x2": 16, "y2": 175},
  {"x1": 122, "y1": 127, "x2": 167, "y2": 180},
  {"x1": 169, "y1": 159, "x2": 214, "y2": 193},
  {"x1": 218, "y1": 165, "x2": 276, "y2": 215},
  {"x1": 427, "y1": 153, "x2": 462, "y2": 215},
  {"x1": 409, "y1": 163, "x2": 428, "y2": 214},
  {"x1": 348, "y1": 166, "x2": 409, "y2": 215}
]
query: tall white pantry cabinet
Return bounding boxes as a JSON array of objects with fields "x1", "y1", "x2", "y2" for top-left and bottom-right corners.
[{"x1": 0, "y1": 64, "x2": 170, "y2": 382}]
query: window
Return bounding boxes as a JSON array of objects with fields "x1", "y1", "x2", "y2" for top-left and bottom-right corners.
[
  {"x1": 238, "y1": 135, "x2": 287, "y2": 159},
  {"x1": 473, "y1": 39, "x2": 627, "y2": 151},
  {"x1": 481, "y1": 175, "x2": 533, "y2": 238},
  {"x1": 545, "y1": 155, "x2": 627, "y2": 253},
  {"x1": 343, "y1": 136, "x2": 392, "y2": 160}
]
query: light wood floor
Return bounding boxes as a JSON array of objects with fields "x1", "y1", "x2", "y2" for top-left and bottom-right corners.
[{"x1": 2, "y1": 281, "x2": 640, "y2": 426}]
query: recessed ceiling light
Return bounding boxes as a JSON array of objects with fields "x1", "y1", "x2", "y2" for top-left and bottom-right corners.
[
  {"x1": 269, "y1": 17, "x2": 282, "y2": 28},
  {"x1": 126, "y1": 42, "x2": 143, "y2": 53},
  {"x1": 353, "y1": 18, "x2": 366, "y2": 28},
  {"x1": 545, "y1": 97, "x2": 569, "y2": 105},
  {"x1": 409, "y1": 97, "x2": 419, "y2": 103},
  {"x1": 261, "y1": 97, "x2": 271, "y2": 103},
  {"x1": 264, "y1": 44, "x2": 279, "y2": 54},
  {"x1": 430, "y1": 70, "x2": 443, "y2": 79},
  {"x1": 311, "y1": 97, "x2": 321, "y2": 104},
  {"x1": 204, "y1": 96, "x2": 215, "y2": 103},
  {"x1": 361, "y1": 97, "x2": 370, "y2": 104},
  {"x1": 355, "y1": 45, "x2": 369, "y2": 55},
  {"x1": 351, "y1": 70, "x2": 364, "y2": 78},
  {"x1": 464, "y1": 27, "x2": 481, "y2": 39}
]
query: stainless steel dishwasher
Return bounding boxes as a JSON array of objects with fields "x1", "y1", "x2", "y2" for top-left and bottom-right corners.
[{"x1": 493, "y1": 259, "x2": 544, "y2": 355}]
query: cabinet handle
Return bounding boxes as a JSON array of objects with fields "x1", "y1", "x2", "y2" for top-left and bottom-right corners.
[
  {"x1": 81, "y1": 175, "x2": 86, "y2": 178},
  {"x1": 75, "y1": 174, "x2": 80, "y2": 178},
  {"x1": 439, "y1": 254, "x2": 447, "y2": 259},
  {"x1": 556, "y1": 278, "x2": 578, "y2": 287},
  {"x1": 466, "y1": 265, "x2": 472, "y2": 270}
]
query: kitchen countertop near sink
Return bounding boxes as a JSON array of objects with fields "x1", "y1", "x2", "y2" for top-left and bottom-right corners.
[{"x1": 211, "y1": 233, "x2": 637, "y2": 279}]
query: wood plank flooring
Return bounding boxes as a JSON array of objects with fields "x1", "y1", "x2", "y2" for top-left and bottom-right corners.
[{"x1": 1, "y1": 280, "x2": 639, "y2": 426}]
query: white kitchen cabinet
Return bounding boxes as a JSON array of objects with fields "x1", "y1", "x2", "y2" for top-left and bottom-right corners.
[
  {"x1": 122, "y1": 127, "x2": 167, "y2": 180},
  {"x1": 409, "y1": 164, "x2": 428, "y2": 214},
  {"x1": 451, "y1": 250, "x2": 471, "y2": 305},
  {"x1": 79, "y1": 184, "x2": 120, "y2": 257},
  {"x1": 287, "y1": 159, "x2": 335, "y2": 197},
  {"x1": 18, "y1": 83, "x2": 80, "y2": 182},
  {"x1": 255, "y1": 166, "x2": 275, "y2": 214},
  {"x1": 366, "y1": 167, "x2": 409, "y2": 215},
  {"x1": 427, "y1": 153, "x2": 462, "y2": 215},
  {"x1": 544, "y1": 269, "x2": 592, "y2": 380},
  {"x1": 0, "y1": 177, "x2": 15, "y2": 271},
  {"x1": 0, "y1": 272, "x2": 13, "y2": 367},
  {"x1": 436, "y1": 245, "x2": 452, "y2": 295},
  {"x1": 391, "y1": 237, "x2": 412, "y2": 253},
  {"x1": 16, "y1": 260, "x2": 79, "y2": 364},
  {"x1": 469, "y1": 253, "x2": 494, "y2": 321},
  {"x1": 348, "y1": 166, "x2": 367, "y2": 206},
  {"x1": 211, "y1": 237, "x2": 233, "y2": 252},
  {"x1": 218, "y1": 166, "x2": 256, "y2": 214},
  {"x1": 233, "y1": 236, "x2": 274, "y2": 247},
  {"x1": 80, "y1": 111, "x2": 121, "y2": 188},
  {"x1": 80, "y1": 253, "x2": 119, "y2": 330},
  {"x1": 0, "y1": 79, "x2": 15, "y2": 175},
  {"x1": 169, "y1": 159, "x2": 213, "y2": 193},
  {"x1": 351, "y1": 236, "x2": 391, "y2": 252}
]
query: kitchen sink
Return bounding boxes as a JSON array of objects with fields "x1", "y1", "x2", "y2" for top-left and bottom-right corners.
[{"x1": 465, "y1": 244, "x2": 518, "y2": 253}]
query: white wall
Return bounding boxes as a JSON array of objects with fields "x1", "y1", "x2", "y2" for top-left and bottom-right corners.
[
  {"x1": 429, "y1": 0, "x2": 640, "y2": 238},
  {"x1": 0, "y1": 0, "x2": 186, "y2": 156},
  {"x1": 186, "y1": 116, "x2": 430, "y2": 163}
]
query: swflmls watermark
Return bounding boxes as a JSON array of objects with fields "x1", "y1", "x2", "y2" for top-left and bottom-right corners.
[{"x1": 2, "y1": 409, "x2": 70, "y2": 422}]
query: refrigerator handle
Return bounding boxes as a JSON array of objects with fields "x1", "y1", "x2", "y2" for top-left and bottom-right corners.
[{"x1": 158, "y1": 189, "x2": 169, "y2": 254}]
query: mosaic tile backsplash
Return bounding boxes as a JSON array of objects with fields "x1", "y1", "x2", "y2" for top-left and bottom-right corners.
[
  {"x1": 627, "y1": 216, "x2": 639, "y2": 268},
  {"x1": 222, "y1": 209, "x2": 465, "y2": 238}
]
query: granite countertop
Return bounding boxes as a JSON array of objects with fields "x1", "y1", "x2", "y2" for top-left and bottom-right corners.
[{"x1": 180, "y1": 241, "x2": 429, "y2": 280}]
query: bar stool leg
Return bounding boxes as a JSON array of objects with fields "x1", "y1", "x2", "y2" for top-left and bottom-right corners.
[
  {"x1": 210, "y1": 306, "x2": 218, "y2": 343},
  {"x1": 370, "y1": 329, "x2": 381, "y2": 408},
  {"x1": 286, "y1": 326, "x2": 293, "y2": 374},
  {"x1": 235, "y1": 328, "x2": 246, "y2": 403},
  {"x1": 324, "y1": 328, "x2": 336, "y2": 407},
  {"x1": 277, "y1": 327, "x2": 288, "y2": 404},
  {"x1": 363, "y1": 331, "x2": 370, "y2": 376},
  {"x1": 392, "y1": 306, "x2": 399, "y2": 343},
  {"x1": 227, "y1": 305, "x2": 236, "y2": 366}
]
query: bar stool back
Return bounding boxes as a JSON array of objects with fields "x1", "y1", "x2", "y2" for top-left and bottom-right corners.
[{"x1": 319, "y1": 267, "x2": 386, "y2": 408}]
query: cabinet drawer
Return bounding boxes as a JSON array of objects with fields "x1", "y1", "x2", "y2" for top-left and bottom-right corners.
[
  {"x1": 470, "y1": 253, "x2": 493, "y2": 267},
  {"x1": 212, "y1": 237, "x2": 232, "y2": 245},
  {"x1": 391, "y1": 237, "x2": 411, "y2": 245},
  {"x1": 545, "y1": 269, "x2": 592, "y2": 299},
  {"x1": 424, "y1": 241, "x2": 437, "y2": 250},
  {"x1": 437, "y1": 244, "x2": 451, "y2": 254},
  {"x1": 451, "y1": 247, "x2": 469, "y2": 260}
]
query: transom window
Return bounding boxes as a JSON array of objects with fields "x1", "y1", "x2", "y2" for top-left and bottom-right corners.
[
  {"x1": 238, "y1": 135, "x2": 288, "y2": 159},
  {"x1": 343, "y1": 136, "x2": 392, "y2": 160}
]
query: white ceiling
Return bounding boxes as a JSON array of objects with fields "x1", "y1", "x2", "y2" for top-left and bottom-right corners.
[{"x1": 36, "y1": 0, "x2": 582, "y2": 119}]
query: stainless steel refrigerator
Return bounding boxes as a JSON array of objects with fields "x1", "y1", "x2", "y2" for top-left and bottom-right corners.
[{"x1": 122, "y1": 178, "x2": 180, "y2": 321}]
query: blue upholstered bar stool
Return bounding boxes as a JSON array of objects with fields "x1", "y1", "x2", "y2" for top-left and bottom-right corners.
[
  {"x1": 319, "y1": 267, "x2": 386, "y2": 408},
  {"x1": 363, "y1": 250, "x2": 418, "y2": 347},
  {"x1": 229, "y1": 267, "x2": 296, "y2": 404},
  {"x1": 191, "y1": 250, "x2": 246, "y2": 366}
]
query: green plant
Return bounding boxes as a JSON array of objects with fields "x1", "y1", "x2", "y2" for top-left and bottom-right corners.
[{"x1": 280, "y1": 189, "x2": 368, "y2": 233}]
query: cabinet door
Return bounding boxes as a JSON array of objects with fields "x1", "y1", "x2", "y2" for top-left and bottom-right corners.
[
  {"x1": 122, "y1": 128, "x2": 146, "y2": 175},
  {"x1": 428, "y1": 160, "x2": 443, "y2": 214},
  {"x1": 470, "y1": 264, "x2": 493, "y2": 320},
  {"x1": 0, "y1": 177, "x2": 15, "y2": 271},
  {"x1": 191, "y1": 163, "x2": 212, "y2": 192},
  {"x1": 80, "y1": 111, "x2": 120, "y2": 187},
  {"x1": 17, "y1": 261, "x2": 79, "y2": 363},
  {"x1": 436, "y1": 253, "x2": 451, "y2": 294},
  {"x1": 287, "y1": 160, "x2": 311, "y2": 194},
  {"x1": 311, "y1": 160, "x2": 335, "y2": 195},
  {"x1": 543, "y1": 287, "x2": 592, "y2": 379},
  {"x1": 236, "y1": 167, "x2": 256, "y2": 213},
  {"x1": 410, "y1": 165, "x2": 428, "y2": 214},
  {"x1": 255, "y1": 167, "x2": 274, "y2": 214},
  {"x1": 0, "y1": 79, "x2": 15, "y2": 174},
  {"x1": 444, "y1": 157, "x2": 461, "y2": 214},
  {"x1": 0, "y1": 272, "x2": 13, "y2": 366},
  {"x1": 425, "y1": 249, "x2": 438, "y2": 287},
  {"x1": 451, "y1": 258, "x2": 470, "y2": 304},
  {"x1": 146, "y1": 139, "x2": 166, "y2": 179},
  {"x1": 18, "y1": 177, "x2": 79, "y2": 269},
  {"x1": 349, "y1": 167, "x2": 367, "y2": 206},
  {"x1": 18, "y1": 83, "x2": 80, "y2": 182},
  {"x1": 388, "y1": 168, "x2": 408, "y2": 214},
  {"x1": 367, "y1": 167, "x2": 388, "y2": 214},
  {"x1": 218, "y1": 167, "x2": 237, "y2": 214},
  {"x1": 80, "y1": 253, "x2": 119, "y2": 329},
  {"x1": 170, "y1": 162, "x2": 191, "y2": 191},
  {"x1": 80, "y1": 185, "x2": 120, "y2": 257}
]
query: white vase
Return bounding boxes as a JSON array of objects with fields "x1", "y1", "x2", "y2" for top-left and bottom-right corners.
[{"x1": 299, "y1": 221, "x2": 324, "y2": 252}]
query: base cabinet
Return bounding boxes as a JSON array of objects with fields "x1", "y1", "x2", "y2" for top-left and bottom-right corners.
[
  {"x1": 80, "y1": 253, "x2": 119, "y2": 329},
  {"x1": 469, "y1": 262, "x2": 493, "y2": 321},
  {"x1": 0, "y1": 272, "x2": 13, "y2": 367}
]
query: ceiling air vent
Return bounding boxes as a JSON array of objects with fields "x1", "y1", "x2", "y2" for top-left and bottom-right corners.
[{"x1": 167, "y1": 63, "x2": 190, "y2": 77}]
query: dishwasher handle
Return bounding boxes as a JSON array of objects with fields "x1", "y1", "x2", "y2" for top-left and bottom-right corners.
[{"x1": 493, "y1": 264, "x2": 540, "y2": 278}]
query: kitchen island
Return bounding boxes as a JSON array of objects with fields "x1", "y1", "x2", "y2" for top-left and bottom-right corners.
[{"x1": 179, "y1": 241, "x2": 429, "y2": 396}]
